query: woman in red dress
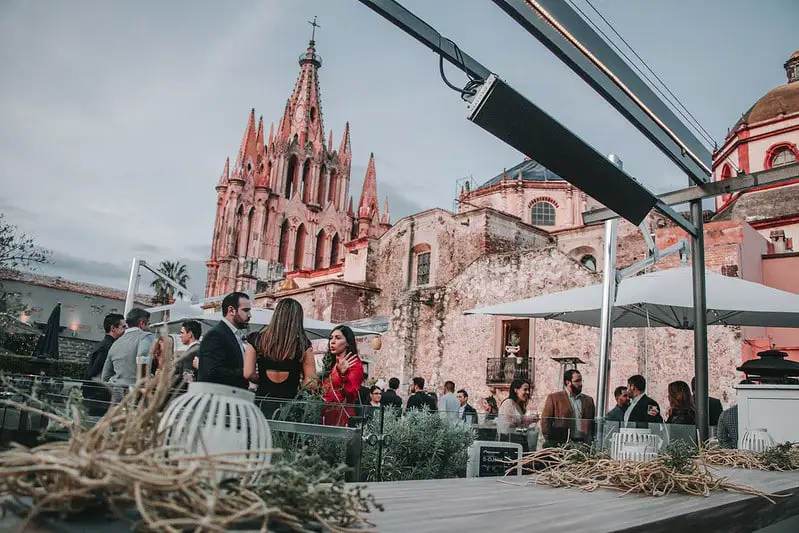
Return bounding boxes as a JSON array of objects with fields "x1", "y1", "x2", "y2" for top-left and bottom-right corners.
[{"x1": 321, "y1": 325, "x2": 363, "y2": 426}]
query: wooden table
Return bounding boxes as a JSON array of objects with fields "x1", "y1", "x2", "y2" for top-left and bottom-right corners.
[
  {"x1": 364, "y1": 469, "x2": 799, "y2": 533},
  {"x1": 1, "y1": 469, "x2": 798, "y2": 532}
]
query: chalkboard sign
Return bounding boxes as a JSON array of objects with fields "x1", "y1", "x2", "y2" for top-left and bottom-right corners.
[{"x1": 466, "y1": 441, "x2": 522, "y2": 478}]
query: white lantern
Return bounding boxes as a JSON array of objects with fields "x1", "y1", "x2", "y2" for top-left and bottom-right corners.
[
  {"x1": 158, "y1": 382, "x2": 273, "y2": 482},
  {"x1": 739, "y1": 428, "x2": 774, "y2": 453},
  {"x1": 610, "y1": 428, "x2": 663, "y2": 462}
]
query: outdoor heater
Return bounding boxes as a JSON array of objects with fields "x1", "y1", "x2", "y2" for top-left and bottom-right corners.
[
  {"x1": 735, "y1": 350, "x2": 799, "y2": 446},
  {"x1": 466, "y1": 74, "x2": 657, "y2": 226}
]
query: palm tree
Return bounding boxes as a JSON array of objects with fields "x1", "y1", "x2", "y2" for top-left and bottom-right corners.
[{"x1": 150, "y1": 260, "x2": 190, "y2": 306}]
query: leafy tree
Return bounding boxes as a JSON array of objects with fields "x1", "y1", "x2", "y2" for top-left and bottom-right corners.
[
  {"x1": 0, "y1": 213, "x2": 50, "y2": 354},
  {"x1": 0, "y1": 213, "x2": 51, "y2": 270},
  {"x1": 150, "y1": 260, "x2": 190, "y2": 305}
]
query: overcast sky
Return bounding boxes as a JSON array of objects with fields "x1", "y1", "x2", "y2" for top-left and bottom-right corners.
[{"x1": 1, "y1": 0, "x2": 796, "y2": 296}]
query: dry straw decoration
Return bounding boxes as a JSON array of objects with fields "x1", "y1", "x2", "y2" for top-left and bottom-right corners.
[
  {"x1": 510, "y1": 441, "x2": 787, "y2": 502},
  {"x1": 0, "y1": 330, "x2": 381, "y2": 533},
  {"x1": 702, "y1": 442, "x2": 799, "y2": 472}
]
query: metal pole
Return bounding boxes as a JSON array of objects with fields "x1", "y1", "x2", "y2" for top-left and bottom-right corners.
[
  {"x1": 691, "y1": 200, "x2": 709, "y2": 442},
  {"x1": 124, "y1": 258, "x2": 141, "y2": 316},
  {"x1": 595, "y1": 154, "x2": 622, "y2": 419}
]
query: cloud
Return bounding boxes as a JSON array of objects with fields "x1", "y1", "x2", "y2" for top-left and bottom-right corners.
[
  {"x1": 36, "y1": 251, "x2": 131, "y2": 290},
  {"x1": 1, "y1": 0, "x2": 796, "y2": 297}
]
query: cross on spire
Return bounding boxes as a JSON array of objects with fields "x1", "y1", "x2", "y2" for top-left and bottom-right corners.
[{"x1": 308, "y1": 16, "x2": 321, "y2": 44}]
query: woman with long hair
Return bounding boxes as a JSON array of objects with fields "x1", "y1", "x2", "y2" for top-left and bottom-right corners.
[
  {"x1": 497, "y1": 378, "x2": 535, "y2": 452},
  {"x1": 666, "y1": 380, "x2": 695, "y2": 425},
  {"x1": 243, "y1": 298, "x2": 316, "y2": 417},
  {"x1": 320, "y1": 325, "x2": 363, "y2": 426}
]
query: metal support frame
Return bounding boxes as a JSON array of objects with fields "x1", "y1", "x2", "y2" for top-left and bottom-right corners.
[
  {"x1": 691, "y1": 201, "x2": 710, "y2": 441},
  {"x1": 124, "y1": 258, "x2": 201, "y2": 316},
  {"x1": 357, "y1": 0, "x2": 694, "y2": 228},
  {"x1": 595, "y1": 217, "x2": 618, "y2": 418},
  {"x1": 583, "y1": 163, "x2": 799, "y2": 225},
  {"x1": 124, "y1": 258, "x2": 142, "y2": 316},
  {"x1": 491, "y1": 0, "x2": 711, "y2": 185},
  {"x1": 617, "y1": 240, "x2": 689, "y2": 280}
]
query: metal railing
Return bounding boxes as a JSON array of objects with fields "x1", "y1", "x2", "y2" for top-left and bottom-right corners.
[{"x1": 485, "y1": 357, "x2": 534, "y2": 384}]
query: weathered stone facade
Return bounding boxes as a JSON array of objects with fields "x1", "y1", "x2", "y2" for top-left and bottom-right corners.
[{"x1": 368, "y1": 223, "x2": 747, "y2": 412}]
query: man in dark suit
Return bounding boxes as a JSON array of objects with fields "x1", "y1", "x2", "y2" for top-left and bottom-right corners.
[
  {"x1": 606, "y1": 385, "x2": 630, "y2": 423},
  {"x1": 456, "y1": 389, "x2": 477, "y2": 424},
  {"x1": 691, "y1": 376, "x2": 723, "y2": 426},
  {"x1": 380, "y1": 377, "x2": 403, "y2": 409},
  {"x1": 198, "y1": 292, "x2": 251, "y2": 389},
  {"x1": 406, "y1": 377, "x2": 437, "y2": 412},
  {"x1": 624, "y1": 374, "x2": 664, "y2": 426}
]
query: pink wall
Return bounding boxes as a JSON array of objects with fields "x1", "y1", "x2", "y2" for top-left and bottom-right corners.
[{"x1": 761, "y1": 254, "x2": 799, "y2": 361}]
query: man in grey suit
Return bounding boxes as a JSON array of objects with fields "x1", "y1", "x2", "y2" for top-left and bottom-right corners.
[{"x1": 101, "y1": 308, "x2": 154, "y2": 399}]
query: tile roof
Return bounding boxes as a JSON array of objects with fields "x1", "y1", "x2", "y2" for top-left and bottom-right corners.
[
  {"x1": 477, "y1": 158, "x2": 564, "y2": 190},
  {"x1": 0, "y1": 269, "x2": 155, "y2": 306}
]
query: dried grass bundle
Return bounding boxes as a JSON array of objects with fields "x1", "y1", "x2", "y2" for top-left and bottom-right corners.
[
  {"x1": 702, "y1": 443, "x2": 799, "y2": 472},
  {"x1": 0, "y1": 331, "x2": 381, "y2": 532},
  {"x1": 513, "y1": 443, "x2": 781, "y2": 502}
]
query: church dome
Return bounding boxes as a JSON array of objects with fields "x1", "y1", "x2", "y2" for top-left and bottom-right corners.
[
  {"x1": 740, "y1": 82, "x2": 799, "y2": 124},
  {"x1": 730, "y1": 51, "x2": 799, "y2": 134}
]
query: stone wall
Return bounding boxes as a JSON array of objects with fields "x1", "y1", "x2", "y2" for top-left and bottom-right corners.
[
  {"x1": 372, "y1": 208, "x2": 549, "y2": 312},
  {"x1": 371, "y1": 234, "x2": 746, "y2": 413}
]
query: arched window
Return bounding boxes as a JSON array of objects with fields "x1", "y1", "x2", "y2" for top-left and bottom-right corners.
[
  {"x1": 232, "y1": 205, "x2": 244, "y2": 256},
  {"x1": 314, "y1": 229, "x2": 326, "y2": 270},
  {"x1": 412, "y1": 243, "x2": 432, "y2": 286},
  {"x1": 771, "y1": 147, "x2": 797, "y2": 168},
  {"x1": 293, "y1": 224, "x2": 307, "y2": 271},
  {"x1": 285, "y1": 155, "x2": 298, "y2": 199},
  {"x1": 580, "y1": 255, "x2": 597, "y2": 272},
  {"x1": 329, "y1": 233, "x2": 340, "y2": 267},
  {"x1": 277, "y1": 219, "x2": 290, "y2": 268},
  {"x1": 328, "y1": 169, "x2": 338, "y2": 205},
  {"x1": 301, "y1": 160, "x2": 312, "y2": 203},
  {"x1": 720, "y1": 164, "x2": 732, "y2": 180},
  {"x1": 531, "y1": 201, "x2": 556, "y2": 226},
  {"x1": 317, "y1": 165, "x2": 327, "y2": 205}
]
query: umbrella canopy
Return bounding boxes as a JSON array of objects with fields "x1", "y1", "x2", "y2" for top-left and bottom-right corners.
[
  {"x1": 32, "y1": 303, "x2": 61, "y2": 359},
  {"x1": 465, "y1": 268, "x2": 799, "y2": 329},
  {"x1": 150, "y1": 305, "x2": 378, "y2": 340}
]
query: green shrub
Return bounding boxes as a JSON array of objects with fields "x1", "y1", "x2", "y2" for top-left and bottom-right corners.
[
  {"x1": 361, "y1": 408, "x2": 474, "y2": 482},
  {"x1": 269, "y1": 398, "x2": 475, "y2": 482},
  {"x1": 0, "y1": 354, "x2": 85, "y2": 379}
]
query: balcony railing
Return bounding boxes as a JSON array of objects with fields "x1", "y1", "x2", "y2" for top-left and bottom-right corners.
[{"x1": 486, "y1": 357, "x2": 534, "y2": 385}]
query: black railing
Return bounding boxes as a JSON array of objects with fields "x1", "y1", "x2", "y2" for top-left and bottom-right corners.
[{"x1": 486, "y1": 357, "x2": 534, "y2": 384}]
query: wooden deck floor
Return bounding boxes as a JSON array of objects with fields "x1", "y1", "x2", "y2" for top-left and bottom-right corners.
[{"x1": 364, "y1": 469, "x2": 799, "y2": 533}]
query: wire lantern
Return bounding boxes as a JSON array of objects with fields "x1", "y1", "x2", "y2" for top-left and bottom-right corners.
[{"x1": 158, "y1": 382, "x2": 273, "y2": 483}]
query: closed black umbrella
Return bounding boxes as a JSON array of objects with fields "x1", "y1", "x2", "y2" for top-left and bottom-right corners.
[{"x1": 32, "y1": 303, "x2": 61, "y2": 360}]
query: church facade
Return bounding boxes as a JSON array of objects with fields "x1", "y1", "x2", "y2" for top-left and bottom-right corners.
[{"x1": 205, "y1": 38, "x2": 389, "y2": 297}]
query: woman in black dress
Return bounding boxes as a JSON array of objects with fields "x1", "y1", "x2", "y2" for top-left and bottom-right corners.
[{"x1": 243, "y1": 298, "x2": 317, "y2": 418}]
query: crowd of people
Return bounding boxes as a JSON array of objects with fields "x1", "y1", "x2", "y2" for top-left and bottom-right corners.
[
  {"x1": 82, "y1": 292, "x2": 740, "y2": 447},
  {"x1": 82, "y1": 292, "x2": 481, "y2": 428}
]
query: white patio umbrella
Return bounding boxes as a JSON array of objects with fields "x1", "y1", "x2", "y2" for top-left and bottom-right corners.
[{"x1": 465, "y1": 267, "x2": 799, "y2": 329}]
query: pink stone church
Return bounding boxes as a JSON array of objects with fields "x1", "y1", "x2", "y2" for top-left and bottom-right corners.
[
  {"x1": 206, "y1": 41, "x2": 799, "y2": 411},
  {"x1": 205, "y1": 38, "x2": 390, "y2": 299}
]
